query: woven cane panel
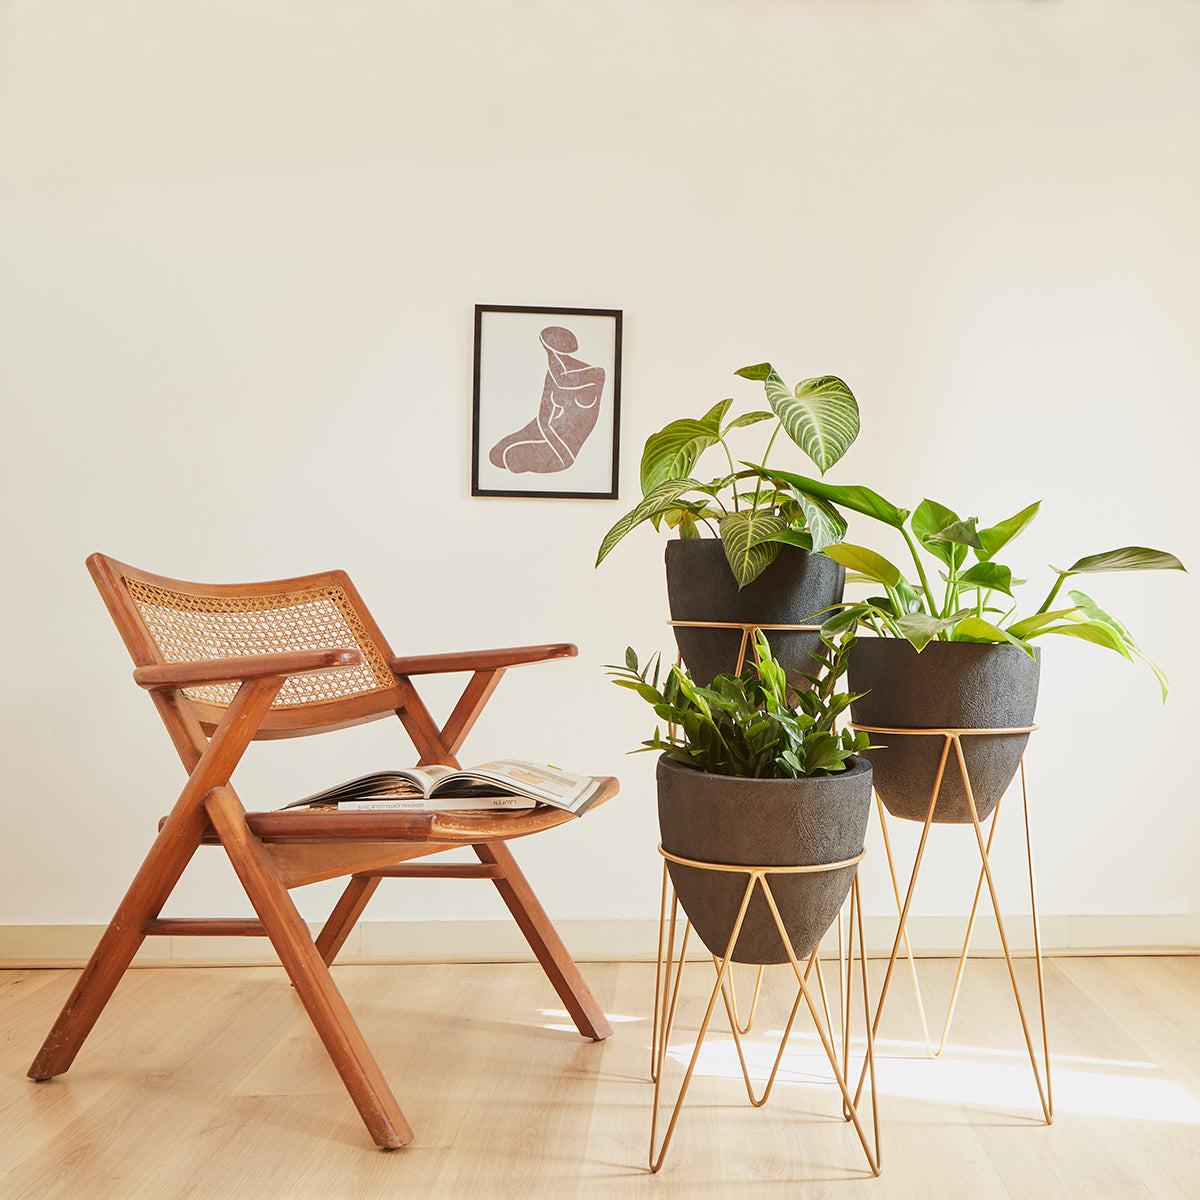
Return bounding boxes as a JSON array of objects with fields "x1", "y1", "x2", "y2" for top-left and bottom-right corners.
[{"x1": 125, "y1": 578, "x2": 396, "y2": 709}]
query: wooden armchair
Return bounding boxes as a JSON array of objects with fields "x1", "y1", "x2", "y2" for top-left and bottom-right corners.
[{"x1": 28, "y1": 554, "x2": 617, "y2": 1149}]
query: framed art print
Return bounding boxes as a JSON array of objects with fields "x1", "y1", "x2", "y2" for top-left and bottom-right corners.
[{"x1": 472, "y1": 304, "x2": 622, "y2": 498}]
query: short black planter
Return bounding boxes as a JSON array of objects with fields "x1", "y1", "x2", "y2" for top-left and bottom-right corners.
[
  {"x1": 656, "y1": 754, "x2": 873, "y2": 965},
  {"x1": 664, "y1": 540, "x2": 846, "y2": 688},
  {"x1": 848, "y1": 640, "x2": 1041, "y2": 825}
]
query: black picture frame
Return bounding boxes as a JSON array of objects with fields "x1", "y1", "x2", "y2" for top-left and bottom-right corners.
[{"x1": 471, "y1": 304, "x2": 622, "y2": 499}]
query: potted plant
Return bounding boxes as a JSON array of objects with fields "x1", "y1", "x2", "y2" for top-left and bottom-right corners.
[
  {"x1": 609, "y1": 630, "x2": 872, "y2": 964},
  {"x1": 595, "y1": 362, "x2": 861, "y2": 686},
  {"x1": 786, "y1": 490, "x2": 1188, "y2": 822}
]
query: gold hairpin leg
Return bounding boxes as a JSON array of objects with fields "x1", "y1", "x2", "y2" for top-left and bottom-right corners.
[
  {"x1": 954, "y1": 739, "x2": 1053, "y2": 1124},
  {"x1": 650, "y1": 861, "x2": 880, "y2": 1177},
  {"x1": 1020, "y1": 760, "x2": 1054, "y2": 1120},
  {"x1": 719, "y1": 960, "x2": 767, "y2": 1035},
  {"x1": 651, "y1": 863, "x2": 691, "y2": 1086},
  {"x1": 851, "y1": 727, "x2": 1053, "y2": 1125},
  {"x1": 650, "y1": 872, "x2": 757, "y2": 1172},
  {"x1": 760, "y1": 877, "x2": 881, "y2": 1174},
  {"x1": 719, "y1": 951, "x2": 811, "y2": 1109}
]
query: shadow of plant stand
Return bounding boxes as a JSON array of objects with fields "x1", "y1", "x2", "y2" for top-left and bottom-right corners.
[
  {"x1": 849, "y1": 723, "x2": 1054, "y2": 1125},
  {"x1": 648, "y1": 848, "x2": 882, "y2": 1178}
]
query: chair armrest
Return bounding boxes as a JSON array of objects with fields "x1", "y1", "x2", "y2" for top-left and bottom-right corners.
[
  {"x1": 388, "y1": 643, "x2": 577, "y2": 676},
  {"x1": 133, "y1": 649, "x2": 362, "y2": 691}
]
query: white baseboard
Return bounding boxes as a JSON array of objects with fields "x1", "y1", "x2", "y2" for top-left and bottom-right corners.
[{"x1": 2, "y1": 914, "x2": 1199, "y2": 968}]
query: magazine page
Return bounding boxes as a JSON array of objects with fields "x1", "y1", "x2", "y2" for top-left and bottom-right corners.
[
  {"x1": 334, "y1": 792, "x2": 538, "y2": 812},
  {"x1": 283, "y1": 765, "x2": 454, "y2": 808},
  {"x1": 433, "y1": 759, "x2": 593, "y2": 807}
]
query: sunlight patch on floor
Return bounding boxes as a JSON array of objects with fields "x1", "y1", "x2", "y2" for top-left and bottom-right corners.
[
  {"x1": 660, "y1": 1032, "x2": 1200, "y2": 1124},
  {"x1": 539, "y1": 1008, "x2": 644, "y2": 1033}
]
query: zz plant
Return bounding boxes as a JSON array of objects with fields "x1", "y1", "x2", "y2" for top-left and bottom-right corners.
[
  {"x1": 595, "y1": 362, "x2": 861, "y2": 588},
  {"x1": 608, "y1": 629, "x2": 869, "y2": 779}
]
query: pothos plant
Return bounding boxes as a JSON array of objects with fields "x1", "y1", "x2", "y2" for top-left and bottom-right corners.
[
  {"x1": 792, "y1": 491, "x2": 1188, "y2": 699},
  {"x1": 594, "y1": 362, "x2": 861, "y2": 589},
  {"x1": 608, "y1": 629, "x2": 870, "y2": 779}
]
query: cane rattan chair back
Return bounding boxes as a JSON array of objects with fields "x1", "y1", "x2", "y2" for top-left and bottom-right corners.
[{"x1": 91, "y1": 557, "x2": 406, "y2": 739}]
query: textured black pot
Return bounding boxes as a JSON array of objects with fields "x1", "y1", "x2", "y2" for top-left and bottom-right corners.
[
  {"x1": 656, "y1": 754, "x2": 873, "y2": 965},
  {"x1": 664, "y1": 540, "x2": 846, "y2": 688},
  {"x1": 848, "y1": 640, "x2": 1041, "y2": 825}
]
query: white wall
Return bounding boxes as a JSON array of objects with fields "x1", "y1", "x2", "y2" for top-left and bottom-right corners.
[{"x1": 2, "y1": 0, "x2": 1197, "y2": 946}]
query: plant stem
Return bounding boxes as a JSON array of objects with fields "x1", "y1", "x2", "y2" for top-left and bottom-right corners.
[
  {"x1": 748, "y1": 421, "x2": 784, "y2": 515},
  {"x1": 901, "y1": 526, "x2": 940, "y2": 616},
  {"x1": 942, "y1": 569, "x2": 956, "y2": 621},
  {"x1": 1035, "y1": 570, "x2": 1069, "y2": 615},
  {"x1": 718, "y1": 435, "x2": 740, "y2": 512}
]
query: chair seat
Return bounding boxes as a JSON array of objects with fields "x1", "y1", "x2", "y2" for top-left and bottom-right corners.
[{"x1": 172, "y1": 778, "x2": 619, "y2": 845}]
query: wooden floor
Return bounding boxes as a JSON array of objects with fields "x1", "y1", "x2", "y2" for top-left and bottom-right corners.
[{"x1": 2, "y1": 956, "x2": 1199, "y2": 1199}]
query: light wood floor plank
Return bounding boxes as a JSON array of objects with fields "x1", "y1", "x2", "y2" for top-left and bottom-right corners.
[{"x1": 2, "y1": 957, "x2": 1198, "y2": 1199}]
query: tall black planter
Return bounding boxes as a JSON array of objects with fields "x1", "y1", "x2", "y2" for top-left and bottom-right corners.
[
  {"x1": 664, "y1": 540, "x2": 846, "y2": 688},
  {"x1": 848, "y1": 640, "x2": 1041, "y2": 824},
  {"x1": 656, "y1": 754, "x2": 873, "y2": 965}
]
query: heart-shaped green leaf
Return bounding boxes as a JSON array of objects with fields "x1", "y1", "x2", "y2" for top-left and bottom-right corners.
[
  {"x1": 893, "y1": 611, "x2": 971, "y2": 651},
  {"x1": 912, "y1": 499, "x2": 969, "y2": 568},
  {"x1": 770, "y1": 528, "x2": 816, "y2": 551},
  {"x1": 751, "y1": 466, "x2": 909, "y2": 528},
  {"x1": 819, "y1": 606, "x2": 867, "y2": 639},
  {"x1": 1036, "y1": 619, "x2": 1134, "y2": 658},
  {"x1": 822, "y1": 543, "x2": 903, "y2": 588},
  {"x1": 639, "y1": 419, "x2": 720, "y2": 495},
  {"x1": 930, "y1": 520, "x2": 982, "y2": 549},
  {"x1": 976, "y1": 501, "x2": 1040, "y2": 561},
  {"x1": 1065, "y1": 590, "x2": 1134, "y2": 643},
  {"x1": 793, "y1": 491, "x2": 847, "y2": 553},
  {"x1": 763, "y1": 371, "x2": 860, "y2": 474},
  {"x1": 720, "y1": 511, "x2": 787, "y2": 588},
  {"x1": 1068, "y1": 589, "x2": 1169, "y2": 700},
  {"x1": 701, "y1": 397, "x2": 733, "y2": 428},
  {"x1": 1006, "y1": 607, "x2": 1086, "y2": 640},
  {"x1": 911, "y1": 498, "x2": 961, "y2": 539},
  {"x1": 734, "y1": 362, "x2": 774, "y2": 381},
  {"x1": 724, "y1": 411, "x2": 776, "y2": 432},
  {"x1": 596, "y1": 478, "x2": 704, "y2": 565},
  {"x1": 956, "y1": 561, "x2": 1021, "y2": 597},
  {"x1": 949, "y1": 615, "x2": 1032, "y2": 652},
  {"x1": 1060, "y1": 547, "x2": 1187, "y2": 575}
]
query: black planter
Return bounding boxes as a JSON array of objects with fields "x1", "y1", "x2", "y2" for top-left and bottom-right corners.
[
  {"x1": 656, "y1": 754, "x2": 873, "y2": 965},
  {"x1": 848, "y1": 640, "x2": 1041, "y2": 825},
  {"x1": 664, "y1": 540, "x2": 846, "y2": 688}
]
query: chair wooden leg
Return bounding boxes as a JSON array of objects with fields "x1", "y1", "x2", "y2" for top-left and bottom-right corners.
[
  {"x1": 205, "y1": 789, "x2": 414, "y2": 1149},
  {"x1": 28, "y1": 812, "x2": 208, "y2": 1081},
  {"x1": 474, "y1": 840, "x2": 612, "y2": 1041},
  {"x1": 316, "y1": 875, "x2": 384, "y2": 966}
]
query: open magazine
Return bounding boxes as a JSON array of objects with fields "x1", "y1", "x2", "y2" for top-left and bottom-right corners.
[{"x1": 282, "y1": 758, "x2": 607, "y2": 817}]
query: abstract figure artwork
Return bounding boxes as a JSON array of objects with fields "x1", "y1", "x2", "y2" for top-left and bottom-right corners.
[
  {"x1": 472, "y1": 305, "x2": 622, "y2": 499},
  {"x1": 489, "y1": 326, "x2": 605, "y2": 475}
]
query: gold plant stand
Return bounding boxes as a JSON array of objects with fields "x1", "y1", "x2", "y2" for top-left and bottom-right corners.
[
  {"x1": 649, "y1": 848, "x2": 881, "y2": 1177},
  {"x1": 849, "y1": 724, "x2": 1053, "y2": 1124},
  {"x1": 666, "y1": 619, "x2": 823, "y2": 674}
]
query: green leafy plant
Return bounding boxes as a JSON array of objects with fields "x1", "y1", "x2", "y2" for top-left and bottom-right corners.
[
  {"x1": 607, "y1": 629, "x2": 870, "y2": 778},
  {"x1": 793, "y1": 490, "x2": 1187, "y2": 699},
  {"x1": 594, "y1": 362, "x2": 861, "y2": 588}
]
